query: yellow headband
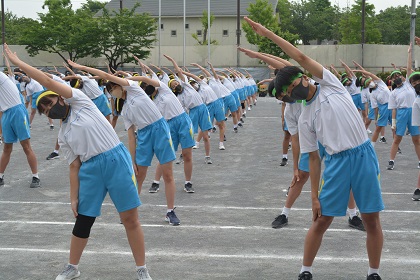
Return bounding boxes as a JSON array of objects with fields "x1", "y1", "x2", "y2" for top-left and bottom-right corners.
[
  {"x1": 36, "y1": 90, "x2": 59, "y2": 106},
  {"x1": 74, "y1": 79, "x2": 80, "y2": 88},
  {"x1": 168, "y1": 79, "x2": 176, "y2": 88}
]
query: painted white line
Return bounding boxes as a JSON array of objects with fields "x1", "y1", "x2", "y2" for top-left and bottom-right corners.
[
  {"x1": 1, "y1": 200, "x2": 420, "y2": 213},
  {"x1": 283, "y1": 189, "x2": 413, "y2": 195},
  {"x1": 0, "y1": 220, "x2": 419, "y2": 234},
  {"x1": 244, "y1": 117, "x2": 279, "y2": 119},
  {"x1": 0, "y1": 248, "x2": 418, "y2": 264}
]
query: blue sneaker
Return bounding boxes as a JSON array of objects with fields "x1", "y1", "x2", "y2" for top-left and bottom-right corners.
[{"x1": 165, "y1": 209, "x2": 180, "y2": 226}]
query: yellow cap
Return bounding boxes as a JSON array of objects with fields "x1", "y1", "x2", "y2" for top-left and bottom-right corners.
[{"x1": 36, "y1": 90, "x2": 59, "y2": 106}]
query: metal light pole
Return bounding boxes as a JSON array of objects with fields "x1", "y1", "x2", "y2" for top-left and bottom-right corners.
[
  {"x1": 183, "y1": 0, "x2": 186, "y2": 67},
  {"x1": 207, "y1": 0, "x2": 211, "y2": 63},
  {"x1": 236, "y1": 0, "x2": 240, "y2": 67},
  {"x1": 158, "y1": 0, "x2": 161, "y2": 67},
  {"x1": 410, "y1": 0, "x2": 417, "y2": 69},
  {"x1": 1, "y1": 0, "x2": 5, "y2": 67},
  {"x1": 361, "y1": 0, "x2": 365, "y2": 67},
  {"x1": 120, "y1": 0, "x2": 123, "y2": 69}
]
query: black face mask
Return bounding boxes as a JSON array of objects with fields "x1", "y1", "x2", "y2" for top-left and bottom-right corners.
[
  {"x1": 290, "y1": 78, "x2": 310, "y2": 100},
  {"x1": 394, "y1": 77, "x2": 403, "y2": 86},
  {"x1": 48, "y1": 100, "x2": 68, "y2": 119},
  {"x1": 415, "y1": 84, "x2": 420, "y2": 95},
  {"x1": 174, "y1": 85, "x2": 183, "y2": 95}
]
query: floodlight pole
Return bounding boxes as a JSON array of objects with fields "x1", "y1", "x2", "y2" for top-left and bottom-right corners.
[
  {"x1": 207, "y1": 0, "x2": 211, "y2": 64},
  {"x1": 410, "y1": 0, "x2": 416, "y2": 69},
  {"x1": 158, "y1": 0, "x2": 161, "y2": 67},
  {"x1": 236, "y1": 0, "x2": 240, "y2": 68},
  {"x1": 120, "y1": 0, "x2": 123, "y2": 69},
  {"x1": 361, "y1": 0, "x2": 365, "y2": 67},
  {"x1": 1, "y1": 0, "x2": 5, "y2": 67},
  {"x1": 183, "y1": 0, "x2": 186, "y2": 68}
]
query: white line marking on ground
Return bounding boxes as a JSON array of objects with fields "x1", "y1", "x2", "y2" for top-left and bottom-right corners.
[
  {"x1": 0, "y1": 248, "x2": 418, "y2": 264},
  {"x1": 0, "y1": 220, "x2": 419, "y2": 234},
  {"x1": 0, "y1": 200, "x2": 419, "y2": 213},
  {"x1": 283, "y1": 189, "x2": 413, "y2": 195}
]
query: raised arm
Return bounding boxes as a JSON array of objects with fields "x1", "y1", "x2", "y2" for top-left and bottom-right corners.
[
  {"x1": 338, "y1": 60, "x2": 356, "y2": 78},
  {"x1": 207, "y1": 61, "x2": 220, "y2": 80},
  {"x1": 329, "y1": 64, "x2": 341, "y2": 79},
  {"x1": 352, "y1": 60, "x2": 366, "y2": 72},
  {"x1": 164, "y1": 55, "x2": 185, "y2": 82},
  {"x1": 67, "y1": 60, "x2": 129, "y2": 87},
  {"x1": 407, "y1": 43, "x2": 413, "y2": 77},
  {"x1": 182, "y1": 70, "x2": 202, "y2": 82},
  {"x1": 238, "y1": 47, "x2": 288, "y2": 70},
  {"x1": 261, "y1": 52, "x2": 293, "y2": 67},
  {"x1": 244, "y1": 17, "x2": 323, "y2": 79},
  {"x1": 4, "y1": 44, "x2": 73, "y2": 98},
  {"x1": 127, "y1": 75, "x2": 160, "y2": 88},
  {"x1": 353, "y1": 69, "x2": 381, "y2": 81},
  {"x1": 191, "y1": 63, "x2": 211, "y2": 77}
]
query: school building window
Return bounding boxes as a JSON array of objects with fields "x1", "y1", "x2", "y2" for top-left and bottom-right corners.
[
  {"x1": 171, "y1": 30, "x2": 177, "y2": 37},
  {"x1": 196, "y1": 30, "x2": 202, "y2": 36},
  {"x1": 223, "y1": 29, "x2": 228, "y2": 37},
  {"x1": 185, "y1": 23, "x2": 189, "y2": 30},
  {"x1": 160, "y1": 23, "x2": 164, "y2": 30}
]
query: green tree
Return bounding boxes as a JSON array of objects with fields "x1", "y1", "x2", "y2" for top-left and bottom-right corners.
[
  {"x1": 0, "y1": 12, "x2": 38, "y2": 45},
  {"x1": 243, "y1": 0, "x2": 298, "y2": 60},
  {"x1": 192, "y1": 11, "x2": 218, "y2": 45},
  {"x1": 377, "y1": 6, "x2": 410, "y2": 44},
  {"x1": 338, "y1": 0, "x2": 381, "y2": 44},
  {"x1": 80, "y1": 0, "x2": 107, "y2": 14},
  {"x1": 96, "y1": 4, "x2": 157, "y2": 69},
  {"x1": 21, "y1": 0, "x2": 101, "y2": 63}
]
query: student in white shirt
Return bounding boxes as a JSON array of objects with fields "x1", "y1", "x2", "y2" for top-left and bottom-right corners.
[
  {"x1": 241, "y1": 17, "x2": 384, "y2": 280},
  {"x1": 4, "y1": 44, "x2": 152, "y2": 280}
]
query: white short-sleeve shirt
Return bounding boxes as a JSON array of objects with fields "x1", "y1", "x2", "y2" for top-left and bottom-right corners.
[
  {"x1": 153, "y1": 81, "x2": 185, "y2": 120},
  {"x1": 198, "y1": 81, "x2": 218, "y2": 104},
  {"x1": 284, "y1": 102, "x2": 303, "y2": 136},
  {"x1": 176, "y1": 80, "x2": 204, "y2": 110},
  {"x1": 345, "y1": 79, "x2": 358, "y2": 96},
  {"x1": 121, "y1": 80, "x2": 162, "y2": 131},
  {"x1": 25, "y1": 79, "x2": 44, "y2": 96},
  {"x1": 298, "y1": 68, "x2": 368, "y2": 155},
  {"x1": 412, "y1": 96, "x2": 420, "y2": 126},
  {"x1": 58, "y1": 89, "x2": 120, "y2": 165},
  {"x1": 0, "y1": 72, "x2": 23, "y2": 112},
  {"x1": 78, "y1": 75, "x2": 103, "y2": 99},
  {"x1": 369, "y1": 80, "x2": 389, "y2": 109},
  {"x1": 222, "y1": 78, "x2": 237, "y2": 93},
  {"x1": 388, "y1": 81, "x2": 416, "y2": 109}
]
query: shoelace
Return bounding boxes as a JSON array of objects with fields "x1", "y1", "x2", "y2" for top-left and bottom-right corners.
[
  {"x1": 137, "y1": 268, "x2": 149, "y2": 279},
  {"x1": 61, "y1": 265, "x2": 76, "y2": 276}
]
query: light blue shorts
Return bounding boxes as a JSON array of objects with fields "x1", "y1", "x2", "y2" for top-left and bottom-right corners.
[
  {"x1": 367, "y1": 103, "x2": 375, "y2": 120},
  {"x1": 136, "y1": 118, "x2": 176, "y2": 166},
  {"x1": 298, "y1": 153, "x2": 310, "y2": 173},
  {"x1": 319, "y1": 141, "x2": 384, "y2": 216},
  {"x1": 376, "y1": 103, "x2": 391, "y2": 127},
  {"x1": 207, "y1": 99, "x2": 226, "y2": 124},
  {"x1": 168, "y1": 112, "x2": 195, "y2": 152},
  {"x1": 253, "y1": 85, "x2": 258, "y2": 94},
  {"x1": 238, "y1": 88, "x2": 246, "y2": 101},
  {"x1": 78, "y1": 143, "x2": 141, "y2": 217},
  {"x1": 283, "y1": 119, "x2": 288, "y2": 131},
  {"x1": 223, "y1": 94, "x2": 238, "y2": 113},
  {"x1": 2, "y1": 104, "x2": 30, "y2": 143},
  {"x1": 396, "y1": 108, "x2": 420, "y2": 136},
  {"x1": 31, "y1": 90, "x2": 44, "y2": 109},
  {"x1": 92, "y1": 94, "x2": 111, "y2": 117},
  {"x1": 231, "y1": 90, "x2": 241, "y2": 108},
  {"x1": 351, "y1": 94, "x2": 364, "y2": 111},
  {"x1": 189, "y1": 104, "x2": 212, "y2": 134}
]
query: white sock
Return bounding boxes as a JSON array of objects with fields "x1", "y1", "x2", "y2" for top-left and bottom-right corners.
[
  {"x1": 68, "y1": 263, "x2": 78, "y2": 269},
  {"x1": 136, "y1": 264, "x2": 146, "y2": 270},
  {"x1": 219, "y1": 142, "x2": 224, "y2": 145},
  {"x1": 282, "y1": 154, "x2": 288, "y2": 159},
  {"x1": 167, "y1": 209, "x2": 174, "y2": 213},
  {"x1": 153, "y1": 180, "x2": 160, "y2": 184},
  {"x1": 0, "y1": 173, "x2": 4, "y2": 179},
  {"x1": 371, "y1": 141, "x2": 376, "y2": 147},
  {"x1": 32, "y1": 173, "x2": 39, "y2": 179},
  {"x1": 368, "y1": 267, "x2": 379, "y2": 276},
  {"x1": 347, "y1": 207, "x2": 357, "y2": 218},
  {"x1": 234, "y1": 124, "x2": 238, "y2": 128},
  {"x1": 300, "y1": 265, "x2": 312, "y2": 274},
  {"x1": 54, "y1": 150, "x2": 59, "y2": 154},
  {"x1": 281, "y1": 207, "x2": 291, "y2": 218},
  {"x1": 185, "y1": 181, "x2": 191, "y2": 184}
]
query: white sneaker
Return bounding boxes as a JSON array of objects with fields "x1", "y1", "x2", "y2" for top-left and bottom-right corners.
[
  {"x1": 247, "y1": 106, "x2": 251, "y2": 111},
  {"x1": 205, "y1": 156, "x2": 213, "y2": 164},
  {"x1": 366, "y1": 129, "x2": 372, "y2": 134},
  {"x1": 219, "y1": 143, "x2": 225, "y2": 150},
  {"x1": 137, "y1": 267, "x2": 152, "y2": 280},
  {"x1": 192, "y1": 141, "x2": 199, "y2": 149},
  {"x1": 56, "y1": 264, "x2": 80, "y2": 280}
]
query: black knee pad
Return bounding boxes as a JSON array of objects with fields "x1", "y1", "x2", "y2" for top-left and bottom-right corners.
[
  {"x1": 241, "y1": 103, "x2": 245, "y2": 109},
  {"x1": 72, "y1": 214, "x2": 96, "y2": 239}
]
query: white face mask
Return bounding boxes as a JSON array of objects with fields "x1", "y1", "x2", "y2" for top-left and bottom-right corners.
[{"x1": 369, "y1": 82, "x2": 376, "y2": 88}]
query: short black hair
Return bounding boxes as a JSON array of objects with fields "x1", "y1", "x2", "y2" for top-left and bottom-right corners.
[
  {"x1": 105, "y1": 81, "x2": 118, "y2": 93},
  {"x1": 267, "y1": 80, "x2": 275, "y2": 97},
  {"x1": 274, "y1": 66, "x2": 304, "y2": 95},
  {"x1": 409, "y1": 72, "x2": 420, "y2": 84}
]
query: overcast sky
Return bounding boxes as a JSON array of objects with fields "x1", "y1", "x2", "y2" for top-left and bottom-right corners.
[{"x1": 3, "y1": 0, "x2": 416, "y2": 20}]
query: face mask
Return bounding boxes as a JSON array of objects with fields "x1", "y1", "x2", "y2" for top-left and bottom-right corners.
[
  {"x1": 158, "y1": 75, "x2": 163, "y2": 80},
  {"x1": 394, "y1": 77, "x2": 403, "y2": 86},
  {"x1": 368, "y1": 82, "x2": 376, "y2": 88},
  {"x1": 192, "y1": 84, "x2": 200, "y2": 91},
  {"x1": 290, "y1": 78, "x2": 310, "y2": 100},
  {"x1": 414, "y1": 84, "x2": 420, "y2": 94},
  {"x1": 48, "y1": 100, "x2": 68, "y2": 119}
]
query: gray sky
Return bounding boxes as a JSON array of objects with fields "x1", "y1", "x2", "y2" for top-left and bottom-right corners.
[{"x1": 3, "y1": 0, "x2": 415, "y2": 20}]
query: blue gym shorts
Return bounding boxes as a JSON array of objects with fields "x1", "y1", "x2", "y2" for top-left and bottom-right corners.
[
  {"x1": 239, "y1": 88, "x2": 246, "y2": 101},
  {"x1": 92, "y1": 94, "x2": 112, "y2": 117},
  {"x1": 376, "y1": 103, "x2": 391, "y2": 127},
  {"x1": 223, "y1": 94, "x2": 238, "y2": 113},
  {"x1": 367, "y1": 103, "x2": 375, "y2": 120},
  {"x1": 188, "y1": 103, "x2": 212, "y2": 134},
  {"x1": 298, "y1": 153, "x2": 310, "y2": 173},
  {"x1": 351, "y1": 94, "x2": 365, "y2": 111},
  {"x1": 319, "y1": 141, "x2": 384, "y2": 216},
  {"x1": 396, "y1": 108, "x2": 420, "y2": 136},
  {"x1": 283, "y1": 119, "x2": 288, "y2": 131},
  {"x1": 2, "y1": 104, "x2": 30, "y2": 143},
  {"x1": 207, "y1": 99, "x2": 226, "y2": 124},
  {"x1": 78, "y1": 143, "x2": 141, "y2": 217},
  {"x1": 136, "y1": 117, "x2": 176, "y2": 166},
  {"x1": 231, "y1": 90, "x2": 241, "y2": 108},
  {"x1": 167, "y1": 112, "x2": 195, "y2": 152}
]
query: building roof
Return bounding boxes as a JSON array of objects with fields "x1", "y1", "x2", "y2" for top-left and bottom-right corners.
[{"x1": 102, "y1": 0, "x2": 279, "y2": 17}]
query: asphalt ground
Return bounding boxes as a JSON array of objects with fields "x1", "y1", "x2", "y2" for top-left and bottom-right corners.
[{"x1": 0, "y1": 97, "x2": 419, "y2": 280}]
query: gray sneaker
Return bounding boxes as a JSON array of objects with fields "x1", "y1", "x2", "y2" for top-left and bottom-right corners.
[
  {"x1": 30, "y1": 177, "x2": 41, "y2": 188},
  {"x1": 175, "y1": 154, "x2": 183, "y2": 164},
  {"x1": 56, "y1": 264, "x2": 80, "y2": 280},
  {"x1": 184, "y1": 182, "x2": 195, "y2": 193},
  {"x1": 0, "y1": 177, "x2": 4, "y2": 186},
  {"x1": 205, "y1": 156, "x2": 212, "y2": 164},
  {"x1": 412, "y1": 188, "x2": 420, "y2": 201},
  {"x1": 137, "y1": 267, "x2": 152, "y2": 280},
  {"x1": 149, "y1": 183, "x2": 160, "y2": 193}
]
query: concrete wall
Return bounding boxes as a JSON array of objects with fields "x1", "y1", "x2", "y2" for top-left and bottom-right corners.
[{"x1": 4, "y1": 44, "x2": 418, "y2": 74}]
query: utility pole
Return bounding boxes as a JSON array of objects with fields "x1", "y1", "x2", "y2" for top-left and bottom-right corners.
[
  {"x1": 410, "y1": 0, "x2": 417, "y2": 69},
  {"x1": 1, "y1": 0, "x2": 5, "y2": 67},
  {"x1": 120, "y1": 0, "x2": 123, "y2": 69},
  {"x1": 236, "y1": 0, "x2": 240, "y2": 68},
  {"x1": 361, "y1": 0, "x2": 365, "y2": 67}
]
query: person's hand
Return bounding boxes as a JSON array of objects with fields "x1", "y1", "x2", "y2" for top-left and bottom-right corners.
[
  {"x1": 71, "y1": 198, "x2": 78, "y2": 218},
  {"x1": 244, "y1": 17, "x2": 271, "y2": 37},
  {"x1": 67, "y1": 60, "x2": 84, "y2": 70},
  {"x1": 237, "y1": 47, "x2": 259, "y2": 59},
  {"x1": 409, "y1": 42, "x2": 412, "y2": 53},
  {"x1": 290, "y1": 169, "x2": 300, "y2": 188},
  {"x1": 391, "y1": 119, "x2": 396, "y2": 130},
  {"x1": 163, "y1": 54, "x2": 174, "y2": 61},
  {"x1": 3, "y1": 44, "x2": 21, "y2": 65},
  {"x1": 415, "y1": 36, "x2": 420, "y2": 47},
  {"x1": 312, "y1": 198, "x2": 322, "y2": 221}
]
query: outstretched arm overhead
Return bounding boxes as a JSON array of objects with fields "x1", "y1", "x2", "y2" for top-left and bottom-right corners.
[
  {"x1": 164, "y1": 55, "x2": 186, "y2": 82},
  {"x1": 244, "y1": 17, "x2": 323, "y2": 79},
  {"x1": 191, "y1": 62, "x2": 211, "y2": 77},
  {"x1": 329, "y1": 64, "x2": 341, "y2": 79},
  {"x1": 4, "y1": 44, "x2": 73, "y2": 99},
  {"x1": 353, "y1": 69, "x2": 381, "y2": 81},
  {"x1": 238, "y1": 47, "x2": 288, "y2": 70},
  {"x1": 207, "y1": 61, "x2": 220, "y2": 80}
]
